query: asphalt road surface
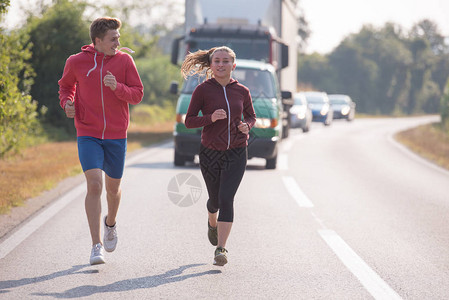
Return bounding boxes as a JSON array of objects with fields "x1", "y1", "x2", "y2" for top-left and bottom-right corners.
[{"x1": 1, "y1": 115, "x2": 448, "y2": 299}]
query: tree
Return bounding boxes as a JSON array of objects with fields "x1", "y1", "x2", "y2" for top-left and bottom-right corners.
[
  {"x1": 410, "y1": 19, "x2": 447, "y2": 55},
  {"x1": 329, "y1": 39, "x2": 379, "y2": 113},
  {"x1": 407, "y1": 21, "x2": 443, "y2": 114},
  {"x1": 441, "y1": 78, "x2": 449, "y2": 131},
  {"x1": 298, "y1": 20, "x2": 446, "y2": 115},
  {"x1": 135, "y1": 51, "x2": 182, "y2": 106},
  {"x1": 352, "y1": 24, "x2": 412, "y2": 114},
  {"x1": 0, "y1": 1, "x2": 39, "y2": 157},
  {"x1": 297, "y1": 52, "x2": 336, "y2": 92},
  {"x1": 296, "y1": 3, "x2": 310, "y2": 53},
  {"x1": 24, "y1": 0, "x2": 90, "y2": 133},
  {"x1": 0, "y1": 0, "x2": 10, "y2": 14}
]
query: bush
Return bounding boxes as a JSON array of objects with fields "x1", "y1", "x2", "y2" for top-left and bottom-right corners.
[
  {"x1": 130, "y1": 103, "x2": 175, "y2": 125},
  {"x1": 0, "y1": 30, "x2": 40, "y2": 157},
  {"x1": 135, "y1": 54, "x2": 182, "y2": 106}
]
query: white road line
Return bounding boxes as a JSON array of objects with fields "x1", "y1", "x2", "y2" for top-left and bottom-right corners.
[
  {"x1": 0, "y1": 184, "x2": 86, "y2": 260},
  {"x1": 282, "y1": 176, "x2": 314, "y2": 208},
  {"x1": 0, "y1": 143, "x2": 171, "y2": 260},
  {"x1": 310, "y1": 211, "x2": 328, "y2": 230},
  {"x1": 319, "y1": 230, "x2": 402, "y2": 300},
  {"x1": 278, "y1": 154, "x2": 288, "y2": 170},
  {"x1": 282, "y1": 133, "x2": 304, "y2": 153},
  {"x1": 282, "y1": 139, "x2": 294, "y2": 152},
  {"x1": 387, "y1": 133, "x2": 449, "y2": 177}
]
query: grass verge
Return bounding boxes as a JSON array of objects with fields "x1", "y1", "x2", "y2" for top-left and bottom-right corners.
[
  {"x1": 0, "y1": 121, "x2": 174, "y2": 214},
  {"x1": 395, "y1": 122, "x2": 449, "y2": 170}
]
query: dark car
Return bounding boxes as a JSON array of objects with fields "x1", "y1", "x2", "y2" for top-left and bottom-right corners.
[
  {"x1": 329, "y1": 94, "x2": 356, "y2": 121},
  {"x1": 302, "y1": 91, "x2": 333, "y2": 126},
  {"x1": 290, "y1": 92, "x2": 312, "y2": 132}
]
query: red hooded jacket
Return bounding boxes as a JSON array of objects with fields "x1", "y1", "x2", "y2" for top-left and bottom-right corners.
[
  {"x1": 58, "y1": 44, "x2": 143, "y2": 139},
  {"x1": 185, "y1": 78, "x2": 256, "y2": 151}
]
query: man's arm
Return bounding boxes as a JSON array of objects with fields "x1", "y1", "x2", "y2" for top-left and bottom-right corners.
[
  {"x1": 111, "y1": 55, "x2": 144, "y2": 105},
  {"x1": 58, "y1": 57, "x2": 77, "y2": 116}
]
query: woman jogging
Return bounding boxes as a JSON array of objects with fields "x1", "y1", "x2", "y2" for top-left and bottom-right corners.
[
  {"x1": 182, "y1": 46, "x2": 256, "y2": 266},
  {"x1": 58, "y1": 17, "x2": 143, "y2": 265}
]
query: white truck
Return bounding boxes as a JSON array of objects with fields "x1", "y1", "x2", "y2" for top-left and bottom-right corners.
[{"x1": 171, "y1": 0, "x2": 299, "y2": 137}]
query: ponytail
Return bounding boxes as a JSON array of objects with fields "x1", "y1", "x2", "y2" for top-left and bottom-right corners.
[
  {"x1": 181, "y1": 48, "x2": 215, "y2": 79},
  {"x1": 180, "y1": 46, "x2": 236, "y2": 80}
]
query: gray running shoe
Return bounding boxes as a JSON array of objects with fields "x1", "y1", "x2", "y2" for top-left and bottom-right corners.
[
  {"x1": 208, "y1": 221, "x2": 218, "y2": 246},
  {"x1": 103, "y1": 216, "x2": 118, "y2": 252},
  {"x1": 213, "y1": 247, "x2": 228, "y2": 266},
  {"x1": 90, "y1": 243, "x2": 105, "y2": 265}
]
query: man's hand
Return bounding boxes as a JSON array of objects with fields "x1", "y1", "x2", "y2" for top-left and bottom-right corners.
[
  {"x1": 104, "y1": 71, "x2": 117, "y2": 91},
  {"x1": 238, "y1": 121, "x2": 250, "y2": 134},
  {"x1": 64, "y1": 100, "x2": 75, "y2": 118},
  {"x1": 211, "y1": 109, "x2": 227, "y2": 122}
]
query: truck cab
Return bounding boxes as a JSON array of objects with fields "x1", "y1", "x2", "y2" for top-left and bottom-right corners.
[{"x1": 171, "y1": 59, "x2": 291, "y2": 169}]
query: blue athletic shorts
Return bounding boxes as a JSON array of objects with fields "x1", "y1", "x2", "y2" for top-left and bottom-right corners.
[{"x1": 77, "y1": 136, "x2": 127, "y2": 179}]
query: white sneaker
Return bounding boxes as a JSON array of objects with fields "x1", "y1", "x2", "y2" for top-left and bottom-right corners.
[
  {"x1": 90, "y1": 243, "x2": 105, "y2": 265},
  {"x1": 103, "y1": 216, "x2": 118, "y2": 252}
]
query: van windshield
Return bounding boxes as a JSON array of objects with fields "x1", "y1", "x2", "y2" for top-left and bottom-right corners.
[{"x1": 182, "y1": 68, "x2": 276, "y2": 99}]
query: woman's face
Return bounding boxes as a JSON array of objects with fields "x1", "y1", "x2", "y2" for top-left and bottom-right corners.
[{"x1": 210, "y1": 50, "x2": 236, "y2": 80}]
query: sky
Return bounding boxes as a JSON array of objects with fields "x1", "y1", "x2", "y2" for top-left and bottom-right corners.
[
  {"x1": 3, "y1": 0, "x2": 449, "y2": 54},
  {"x1": 301, "y1": 0, "x2": 449, "y2": 54}
]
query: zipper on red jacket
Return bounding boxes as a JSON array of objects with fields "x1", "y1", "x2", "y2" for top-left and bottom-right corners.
[
  {"x1": 100, "y1": 56, "x2": 106, "y2": 139},
  {"x1": 222, "y1": 86, "x2": 231, "y2": 149}
]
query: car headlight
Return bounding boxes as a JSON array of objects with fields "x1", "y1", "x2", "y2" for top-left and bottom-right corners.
[
  {"x1": 341, "y1": 106, "x2": 350, "y2": 115},
  {"x1": 254, "y1": 118, "x2": 277, "y2": 128},
  {"x1": 297, "y1": 111, "x2": 306, "y2": 119},
  {"x1": 291, "y1": 106, "x2": 306, "y2": 119},
  {"x1": 320, "y1": 104, "x2": 329, "y2": 116}
]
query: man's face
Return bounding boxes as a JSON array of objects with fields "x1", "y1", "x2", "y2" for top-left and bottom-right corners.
[{"x1": 95, "y1": 29, "x2": 120, "y2": 56}]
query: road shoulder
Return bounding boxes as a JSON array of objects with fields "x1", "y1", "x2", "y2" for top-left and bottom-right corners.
[{"x1": 0, "y1": 173, "x2": 85, "y2": 241}]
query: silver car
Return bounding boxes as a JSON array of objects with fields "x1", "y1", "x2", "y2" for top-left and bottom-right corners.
[{"x1": 290, "y1": 92, "x2": 312, "y2": 132}]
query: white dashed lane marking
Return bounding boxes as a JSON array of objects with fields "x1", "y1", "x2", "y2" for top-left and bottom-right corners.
[
  {"x1": 282, "y1": 176, "x2": 314, "y2": 208},
  {"x1": 319, "y1": 230, "x2": 402, "y2": 300}
]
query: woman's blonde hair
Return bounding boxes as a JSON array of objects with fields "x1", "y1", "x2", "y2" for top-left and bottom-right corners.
[{"x1": 180, "y1": 46, "x2": 236, "y2": 79}]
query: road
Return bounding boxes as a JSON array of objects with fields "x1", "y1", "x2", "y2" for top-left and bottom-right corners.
[{"x1": 1, "y1": 115, "x2": 448, "y2": 299}]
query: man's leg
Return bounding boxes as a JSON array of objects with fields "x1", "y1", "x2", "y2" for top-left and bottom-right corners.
[
  {"x1": 84, "y1": 168, "x2": 103, "y2": 245},
  {"x1": 104, "y1": 174, "x2": 121, "y2": 226}
]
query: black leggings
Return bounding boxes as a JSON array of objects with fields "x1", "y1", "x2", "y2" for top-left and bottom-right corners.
[{"x1": 199, "y1": 145, "x2": 247, "y2": 222}]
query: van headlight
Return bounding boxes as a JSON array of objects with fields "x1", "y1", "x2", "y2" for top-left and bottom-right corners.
[{"x1": 254, "y1": 118, "x2": 278, "y2": 128}]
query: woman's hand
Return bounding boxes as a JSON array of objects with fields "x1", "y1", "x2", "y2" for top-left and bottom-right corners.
[
  {"x1": 238, "y1": 121, "x2": 250, "y2": 134},
  {"x1": 211, "y1": 109, "x2": 227, "y2": 122}
]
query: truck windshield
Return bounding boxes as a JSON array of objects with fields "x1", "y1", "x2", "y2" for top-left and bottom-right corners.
[
  {"x1": 233, "y1": 68, "x2": 276, "y2": 98},
  {"x1": 189, "y1": 39, "x2": 270, "y2": 62},
  {"x1": 182, "y1": 68, "x2": 276, "y2": 99}
]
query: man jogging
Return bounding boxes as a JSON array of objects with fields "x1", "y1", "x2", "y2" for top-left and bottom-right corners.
[{"x1": 58, "y1": 17, "x2": 143, "y2": 265}]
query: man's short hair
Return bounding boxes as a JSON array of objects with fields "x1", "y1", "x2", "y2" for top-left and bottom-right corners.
[{"x1": 90, "y1": 17, "x2": 121, "y2": 45}]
